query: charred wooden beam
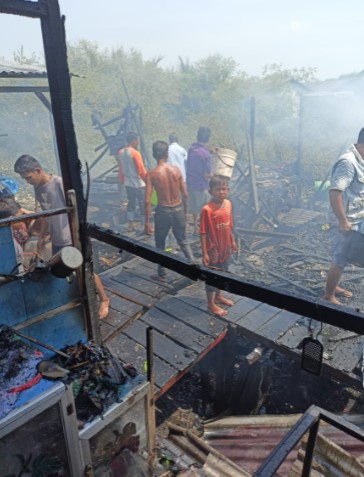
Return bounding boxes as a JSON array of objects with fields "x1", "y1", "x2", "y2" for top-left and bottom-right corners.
[
  {"x1": 266, "y1": 270, "x2": 316, "y2": 296},
  {"x1": 0, "y1": 206, "x2": 70, "y2": 226},
  {"x1": 235, "y1": 227, "x2": 293, "y2": 238},
  {"x1": 0, "y1": 86, "x2": 49, "y2": 93},
  {"x1": 87, "y1": 223, "x2": 364, "y2": 336},
  {"x1": 0, "y1": 0, "x2": 47, "y2": 18},
  {"x1": 40, "y1": 0, "x2": 85, "y2": 221}
]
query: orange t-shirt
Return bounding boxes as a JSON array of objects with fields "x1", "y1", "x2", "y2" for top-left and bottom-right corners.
[{"x1": 200, "y1": 199, "x2": 233, "y2": 263}]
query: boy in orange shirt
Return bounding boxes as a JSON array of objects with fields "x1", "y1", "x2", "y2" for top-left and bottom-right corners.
[{"x1": 200, "y1": 175, "x2": 236, "y2": 317}]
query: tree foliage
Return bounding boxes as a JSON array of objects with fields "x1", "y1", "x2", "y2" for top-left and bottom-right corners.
[{"x1": 2, "y1": 40, "x2": 362, "y2": 182}]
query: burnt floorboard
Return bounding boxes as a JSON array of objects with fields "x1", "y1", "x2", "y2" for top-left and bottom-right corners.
[{"x1": 98, "y1": 254, "x2": 364, "y2": 398}]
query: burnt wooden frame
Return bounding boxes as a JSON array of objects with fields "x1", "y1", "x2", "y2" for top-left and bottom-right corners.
[{"x1": 0, "y1": 0, "x2": 99, "y2": 342}]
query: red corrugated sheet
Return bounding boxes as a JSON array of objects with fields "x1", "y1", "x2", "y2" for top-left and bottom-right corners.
[{"x1": 204, "y1": 414, "x2": 364, "y2": 476}]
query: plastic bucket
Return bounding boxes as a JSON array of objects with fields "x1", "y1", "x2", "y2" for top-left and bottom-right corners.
[{"x1": 212, "y1": 148, "x2": 237, "y2": 178}]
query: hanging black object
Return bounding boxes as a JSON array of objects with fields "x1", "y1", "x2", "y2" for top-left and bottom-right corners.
[{"x1": 301, "y1": 320, "x2": 324, "y2": 376}]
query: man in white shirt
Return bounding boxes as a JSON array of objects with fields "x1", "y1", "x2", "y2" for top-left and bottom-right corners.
[{"x1": 168, "y1": 133, "x2": 187, "y2": 183}]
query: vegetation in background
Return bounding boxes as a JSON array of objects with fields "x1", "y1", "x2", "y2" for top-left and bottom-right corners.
[{"x1": 1, "y1": 41, "x2": 363, "y2": 182}]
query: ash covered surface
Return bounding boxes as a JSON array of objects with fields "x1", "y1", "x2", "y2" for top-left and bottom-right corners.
[
  {"x1": 155, "y1": 335, "x2": 364, "y2": 441},
  {"x1": 232, "y1": 219, "x2": 364, "y2": 313}
]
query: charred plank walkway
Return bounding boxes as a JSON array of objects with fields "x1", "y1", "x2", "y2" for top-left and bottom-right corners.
[{"x1": 99, "y1": 253, "x2": 363, "y2": 399}]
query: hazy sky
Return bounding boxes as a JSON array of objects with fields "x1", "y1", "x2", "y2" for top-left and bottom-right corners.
[{"x1": 0, "y1": 0, "x2": 363, "y2": 80}]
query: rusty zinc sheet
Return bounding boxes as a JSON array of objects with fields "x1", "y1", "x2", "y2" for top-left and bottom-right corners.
[{"x1": 204, "y1": 414, "x2": 364, "y2": 477}]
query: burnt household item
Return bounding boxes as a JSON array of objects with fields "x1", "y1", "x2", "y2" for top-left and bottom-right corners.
[
  {"x1": 48, "y1": 246, "x2": 83, "y2": 278},
  {"x1": 301, "y1": 321, "x2": 324, "y2": 376},
  {"x1": 341, "y1": 229, "x2": 364, "y2": 267},
  {"x1": 37, "y1": 360, "x2": 69, "y2": 379}
]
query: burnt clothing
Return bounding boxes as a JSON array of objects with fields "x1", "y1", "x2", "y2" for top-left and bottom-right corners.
[
  {"x1": 329, "y1": 145, "x2": 364, "y2": 226},
  {"x1": 154, "y1": 203, "x2": 188, "y2": 277},
  {"x1": 34, "y1": 175, "x2": 71, "y2": 248},
  {"x1": 186, "y1": 142, "x2": 211, "y2": 191}
]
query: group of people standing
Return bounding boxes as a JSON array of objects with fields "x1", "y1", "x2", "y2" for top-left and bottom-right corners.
[
  {"x1": 117, "y1": 126, "x2": 236, "y2": 317},
  {"x1": 1, "y1": 126, "x2": 364, "y2": 320}
]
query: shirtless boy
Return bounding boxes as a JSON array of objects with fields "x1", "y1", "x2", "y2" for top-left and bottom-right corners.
[{"x1": 144, "y1": 140, "x2": 195, "y2": 282}]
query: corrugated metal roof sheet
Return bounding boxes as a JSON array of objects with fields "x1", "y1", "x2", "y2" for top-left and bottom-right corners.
[
  {"x1": 203, "y1": 414, "x2": 364, "y2": 476},
  {"x1": 0, "y1": 61, "x2": 47, "y2": 78}
]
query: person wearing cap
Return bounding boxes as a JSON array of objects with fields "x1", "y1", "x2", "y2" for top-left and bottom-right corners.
[{"x1": 323, "y1": 127, "x2": 364, "y2": 304}]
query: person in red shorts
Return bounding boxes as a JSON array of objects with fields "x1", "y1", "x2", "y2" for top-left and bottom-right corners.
[{"x1": 200, "y1": 175, "x2": 237, "y2": 317}]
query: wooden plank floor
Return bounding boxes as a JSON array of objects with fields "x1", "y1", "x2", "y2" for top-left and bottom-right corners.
[{"x1": 99, "y1": 254, "x2": 364, "y2": 399}]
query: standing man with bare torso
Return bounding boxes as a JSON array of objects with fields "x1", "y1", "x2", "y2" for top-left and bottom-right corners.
[{"x1": 144, "y1": 140, "x2": 195, "y2": 282}]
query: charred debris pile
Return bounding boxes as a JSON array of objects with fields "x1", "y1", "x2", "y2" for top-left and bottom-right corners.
[
  {"x1": 53, "y1": 341, "x2": 142, "y2": 425},
  {"x1": 0, "y1": 326, "x2": 142, "y2": 426}
]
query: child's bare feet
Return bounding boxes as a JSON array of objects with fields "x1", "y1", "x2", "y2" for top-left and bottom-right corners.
[
  {"x1": 208, "y1": 304, "x2": 228, "y2": 317},
  {"x1": 335, "y1": 286, "x2": 353, "y2": 298},
  {"x1": 99, "y1": 298, "x2": 109, "y2": 319},
  {"x1": 216, "y1": 295, "x2": 234, "y2": 306},
  {"x1": 322, "y1": 293, "x2": 341, "y2": 305}
]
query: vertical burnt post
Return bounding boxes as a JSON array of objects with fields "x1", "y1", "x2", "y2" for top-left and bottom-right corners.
[
  {"x1": 296, "y1": 93, "x2": 305, "y2": 207},
  {"x1": 249, "y1": 95, "x2": 256, "y2": 155},
  {"x1": 146, "y1": 327, "x2": 156, "y2": 472},
  {"x1": 223, "y1": 324, "x2": 237, "y2": 404},
  {"x1": 214, "y1": 325, "x2": 237, "y2": 414},
  {"x1": 39, "y1": 0, "x2": 100, "y2": 343}
]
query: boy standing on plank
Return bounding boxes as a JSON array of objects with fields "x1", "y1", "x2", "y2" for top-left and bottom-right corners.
[{"x1": 200, "y1": 175, "x2": 236, "y2": 317}]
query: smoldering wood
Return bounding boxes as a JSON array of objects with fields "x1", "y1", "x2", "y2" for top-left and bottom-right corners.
[{"x1": 0, "y1": 0, "x2": 47, "y2": 18}]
